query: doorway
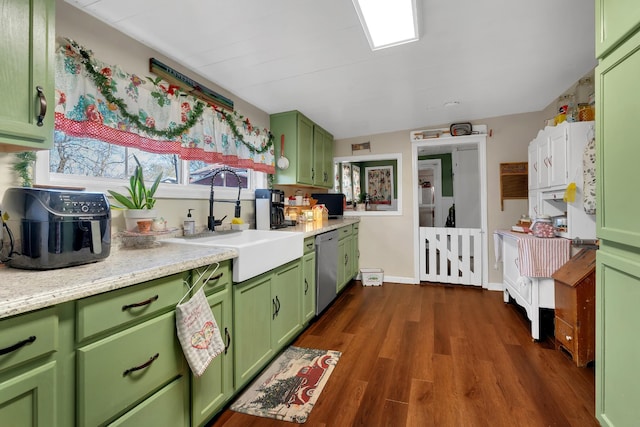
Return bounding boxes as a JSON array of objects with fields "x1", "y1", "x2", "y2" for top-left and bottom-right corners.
[
  {"x1": 411, "y1": 132, "x2": 488, "y2": 287},
  {"x1": 418, "y1": 159, "x2": 442, "y2": 227}
]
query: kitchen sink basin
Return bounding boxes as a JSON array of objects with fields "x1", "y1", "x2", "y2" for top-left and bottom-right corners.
[{"x1": 165, "y1": 229, "x2": 303, "y2": 282}]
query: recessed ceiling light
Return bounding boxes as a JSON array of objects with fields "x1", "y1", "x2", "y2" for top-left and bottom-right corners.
[
  {"x1": 352, "y1": 0, "x2": 420, "y2": 51},
  {"x1": 444, "y1": 101, "x2": 461, "y2": 108}
]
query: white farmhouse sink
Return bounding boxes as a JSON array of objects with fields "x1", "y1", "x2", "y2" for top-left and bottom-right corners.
[{"x1": 165, "y1": 229, "x2": 304, "y2": 282}]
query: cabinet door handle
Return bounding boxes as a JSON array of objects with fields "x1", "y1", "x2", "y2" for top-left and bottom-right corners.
[
  {"x1": 204, "y1": 272, "x2": 224, "y2": 284},
  {"x1": 533, "y1": 162, "x2": 538, "y2": 172},
  {"x1": 0, "y1": 335, "x2": 36, "y2": 356},
  {"x1": 345, "y1": 254, "x2": 349, "y2": 266},
  {"x1": 275, "y1": 296, "x2": 281, "y2": 316},
  {"x1": 547, "y1": 156, "x2": 552, "y2": 167},
  {"x1": 311, "y1": 168, "x2": 315, "y2": 180},
  {"x1": 304, "y1": 278, "x2": 309, "y2": 295},
  {"x1": 225, "y1": 328, "x2": 232, "y2": 353},
  {"x1": 123, "y1": 353, "x2": 159, "y2": 377},
  {"x1": 36, "y1": 86, "x2": 47, "y2": 127},
  {"x1": 122, "y1": 294, "x2": 159, "y2": 311}
]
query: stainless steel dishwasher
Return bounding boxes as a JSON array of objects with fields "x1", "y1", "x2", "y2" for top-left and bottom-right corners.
[{"x1": 315, "y1": 230, "x2": 338, "y2": 315}]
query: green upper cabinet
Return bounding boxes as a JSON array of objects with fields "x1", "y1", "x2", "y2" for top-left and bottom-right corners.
[
  {"x1": 271, "y1": 110, "x2": 334, "y2": 188},
  {"x1": 0, "y1": 0, "x2": 55, "y2": 151},
  {"x1": 313, "y1": 125, "x2": 334, "y2": 187},
  {"x1": 596, "y1": 0, "x2": 640, "y2": 58},
  {"x1": 595, "y1": 29, "x2": 640, "y2": 246}
]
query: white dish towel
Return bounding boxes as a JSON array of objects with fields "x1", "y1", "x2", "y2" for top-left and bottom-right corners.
[{"x1": 175, "y1": 287, "x2": 224, "y2": 377}]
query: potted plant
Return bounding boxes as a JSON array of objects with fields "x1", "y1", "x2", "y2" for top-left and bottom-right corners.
[
  {"x1": 108, "y1": 156, "x2": 162, "y2": 231},
  {"x1": 355, "y1": 193, "x2": 368, "y2": 211}
]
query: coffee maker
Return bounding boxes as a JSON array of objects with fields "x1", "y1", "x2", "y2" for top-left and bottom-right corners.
[{"x1": 255, "y1": 189, "x2": 286, "y2": 229}]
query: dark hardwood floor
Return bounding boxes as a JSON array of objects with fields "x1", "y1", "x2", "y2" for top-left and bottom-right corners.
[{"x1": 209, "y1": 282, "x2": 598, "y2": 427}]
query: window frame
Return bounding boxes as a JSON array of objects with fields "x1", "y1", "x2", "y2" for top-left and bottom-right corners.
[{"x1": 35, "y1": 150, "x2": 267, "y2": 201}]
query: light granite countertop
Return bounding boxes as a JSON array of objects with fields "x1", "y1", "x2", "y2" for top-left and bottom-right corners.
[
  {"x1": 0, "y1": 243, "x2": 237, "y2": 320},
  {"x1": 0, "y1": 217, "x2": 359, "y2": 320}
]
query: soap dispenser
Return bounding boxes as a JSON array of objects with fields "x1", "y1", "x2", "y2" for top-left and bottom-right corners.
[{"x1": 184, "y1": 209, "x2": 195, "y2": 235}]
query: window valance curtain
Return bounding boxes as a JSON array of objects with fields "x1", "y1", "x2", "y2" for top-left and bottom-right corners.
[{"x1": 54, "y1": 39, "x2": 275, "y2": 173}]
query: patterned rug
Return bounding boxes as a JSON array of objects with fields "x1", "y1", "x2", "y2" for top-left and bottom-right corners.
[{"x1": 230, "y1": 346, "x2": 341, "y2": 423}]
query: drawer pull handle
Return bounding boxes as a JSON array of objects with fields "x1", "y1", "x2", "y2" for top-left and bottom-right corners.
[
  {"x1": 224, "y1": 327, "x2": 231, "y2": 355},
  {"x1": 123, "y1": 353, "x2": 159, "y2": 377},
  {"x1": 565, "y1": 335, "x2": 572, "y2": 341},
  {"x1": 122, "y1": 295, "x2": 159, "y2": 311},
  {"x1": 204, "y1": 272, "x2": 224, "y2": 284},
  {"x1": 36, "y1": 86, "x2": 47, "y2": 127},
  {"x1": 0, "y1": 335, "x2": 36, "y2": 355}
]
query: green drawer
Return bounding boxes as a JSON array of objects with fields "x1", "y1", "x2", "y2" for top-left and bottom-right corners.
[
  {"x1": 76, "y1": 273, "x2": 187, "y2": 342},
  {"x1": 107, "y1": 376, "x2": 188, "y2": 427},
  {"x1": 338, "y1": 225, "x2": 352, "y2": 240},
  {"x1": 352, "y1": 223, "x2": 359, "y2": 233},
  {"x1": 303, "y1": 236, "x2": 315, "y2": 254},
  {"x1": 77, "y1": 311, "x2": 184, "y2": 427},
  {"x1": 191, "y1": 261, "x2": 231, "y2": 296},
  {"x1": 0, "y1": 307, "x2": 58, "y2": 374}
]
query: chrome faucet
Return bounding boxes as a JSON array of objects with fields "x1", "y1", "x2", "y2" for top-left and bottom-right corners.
[{"x1": 207, "y1": 167, "x2": 242, "y2": 231}]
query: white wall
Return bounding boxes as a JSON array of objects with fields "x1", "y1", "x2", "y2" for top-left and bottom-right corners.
[{"x1": 335, "y1": 110, "x2": 548, "y2": 285}]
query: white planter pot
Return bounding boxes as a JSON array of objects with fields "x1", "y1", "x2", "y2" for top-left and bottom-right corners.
[{"x1": 123, "y1": 209, "x2": 157, "y2": 232}]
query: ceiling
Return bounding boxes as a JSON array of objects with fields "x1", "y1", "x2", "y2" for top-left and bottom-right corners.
[{"x1": 64, "y1": 0, "x2": 597, "y2": 140}]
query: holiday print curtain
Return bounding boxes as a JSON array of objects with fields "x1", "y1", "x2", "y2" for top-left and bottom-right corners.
[{"x1": 54, "y1": 39, "x2": 275, "y2": 173}]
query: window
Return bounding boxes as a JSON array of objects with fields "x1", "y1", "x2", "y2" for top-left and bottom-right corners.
[{"x1": 36, "y1": 135, "x2": 263, "y2": 199}]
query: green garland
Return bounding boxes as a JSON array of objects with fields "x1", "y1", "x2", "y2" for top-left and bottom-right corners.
[{"x1": 69, "y1": 39, "x2": 273, "y2": 155}]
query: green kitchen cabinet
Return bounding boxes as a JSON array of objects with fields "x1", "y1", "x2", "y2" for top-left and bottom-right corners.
[
  {"x1": 0, "y1": 0, "x2": 55, "y2": 151},
  {"x1": 313, "y1": 125, "x2": 335, "y2": 187},
  {"x1": 0, "y1": 307, "x2": 59, "y2": 427},
  {"x1": 190, "y1": 261, "x2": 233, "y2": 427},
  {"x1": 75, "y1": 273, "x2": 189, "y2": 427},
  {"x1": 270, "y1": 110, "x2": 334, "y2": 188},
  {"x1": 233, "y1": 259, "x2": 303, "y2": 389},
  {"x1": 596, "y1": 0, "x2": 640, "y2": 58},
  {"x1": 302, "y1": 237, "x2": 317, "y2": 324},
  {"x1": 595, "y1": 6, "x2": 640, "y2": 426},
  {"x1": 271, "y1": 260, "x2": 303, "y2": 349},
  {"x1": 351, "y1": 223, "x2": 360, "y2": 279},
  {"x1": 233, "y1": 272, "x2": 275, "y2": 389},
  {"x1": 337, "y1": 225, "x2": 353, "y2": 292}
]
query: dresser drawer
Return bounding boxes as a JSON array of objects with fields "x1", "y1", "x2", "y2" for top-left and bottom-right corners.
[
  {"x1": 77, "y1": 311, "x2": 184, "y2": 427},
  {"x1": 107, "y1": 376, "x2": 188, "y2": 427},
  {"x1": 555, "y1": 317, "x2": 575, "y2": 353},
  {"x1": 77, "y1": 273, "x2": 187, "y2": 341},
  {"x1": 192, "y1": 261, "x2": 231, "y2": 296},
  {"x1": 0, "y1": 307, "x2": 58, "y2": 374}
]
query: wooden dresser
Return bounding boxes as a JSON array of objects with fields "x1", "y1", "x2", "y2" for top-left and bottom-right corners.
[{"x1": 552, "y1": 249, "x2": 596, "y2": 367}]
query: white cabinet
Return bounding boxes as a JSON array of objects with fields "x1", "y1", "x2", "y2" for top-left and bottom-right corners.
[
  {"x1": 527, "y1": 121, "x2": 596, "y2": 240},
  {"x1": 499, "y1": 232, "x2": 556, "y2": 340}
]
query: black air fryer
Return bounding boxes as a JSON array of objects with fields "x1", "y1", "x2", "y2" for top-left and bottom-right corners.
[{"x1": 2, "y1": 187, "x2": 111, "y2": 270}]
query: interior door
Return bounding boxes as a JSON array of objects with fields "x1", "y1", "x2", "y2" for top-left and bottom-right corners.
[{"x1": 453, "y1": 148, "x2": 480, "y2": 228}]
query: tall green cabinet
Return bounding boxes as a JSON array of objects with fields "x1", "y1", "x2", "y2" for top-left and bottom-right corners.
[
  {"x1": 0, "y1": 0, "x2": 55, "y2": 151},
  {"x1": 595, "y1": 2, "x2": 640, "y2": 426}
]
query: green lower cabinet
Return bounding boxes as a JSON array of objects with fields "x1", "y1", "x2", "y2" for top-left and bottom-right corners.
[
  {"x1": 302, "y1": 250, "x2": 316, "y2": 324},
  {"x1": 337, "y1": 235, "x2": 353, "y2": 292},
  {"x1": 352, "y1": 224, "x2": 360, "y2": 278},
  {"x1": 0, "y1": 361, "x2": 56, "y2": 427},
  {"x1": 108, "y1": 377, "x2": 189, "y2": 427},
  {"x1": 76, "y1": 311, "x2": 186, "y2": 427},
  {"x1": 596, "y1": 249, "x2": 640, "y2": 426},
  {"x1": 191, "y1": 286, "x2": 233, "y2": 427},
  {"x1": 271, "y1": 261, "x2": 302, "y2": 349},
  {"x1": 233, "y1": 259, "x2": 303, "y2": 390},
  {"x1": 233, "y1": 273, "x2": 275, "y2": 389}
]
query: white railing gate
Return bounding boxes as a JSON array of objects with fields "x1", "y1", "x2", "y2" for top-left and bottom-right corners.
[{"x1": 419, "y1": 227, "x2": 482, "y2": 286}]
